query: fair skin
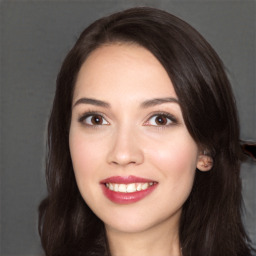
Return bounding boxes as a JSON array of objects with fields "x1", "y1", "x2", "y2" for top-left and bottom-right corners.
[{"x1": 69, "y1": 43, "x2": 211, "y2": 256}]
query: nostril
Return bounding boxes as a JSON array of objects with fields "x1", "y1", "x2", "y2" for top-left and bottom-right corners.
[{"x1": 106, "y1": 136, "x2": 144, "y2": 166}]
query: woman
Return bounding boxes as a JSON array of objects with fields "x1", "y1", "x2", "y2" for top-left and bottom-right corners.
[{"x1": 38, "y1": 7, "x2": 255, "y2": 256}]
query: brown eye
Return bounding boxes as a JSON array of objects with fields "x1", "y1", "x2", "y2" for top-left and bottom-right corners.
[
  {"x1": 91, "y1": 115, "x2": 103, "y2": 125},
  {"x1": 81, "y1": 114, "x2": 109, "y2": 126},
  {"x1": 155, "y1": 115, "x2": 168, "y2": 125},
  {"x1": 144, "y1": 113, "x2": 176, "y2": 127}
]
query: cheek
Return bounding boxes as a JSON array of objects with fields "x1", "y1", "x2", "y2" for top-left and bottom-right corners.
[
  {"x1": 69, "y1": 130, "x2": 104, "y2": 186},
  {"x1": 69, "y1": 130, "x2": 110, "y2": 212},
  {"x1": 150, "y1": 135, "x2": 198, "y2": 167},
  {"x1": 146, "y1": 133, "x2": 198, "y2": 190}
]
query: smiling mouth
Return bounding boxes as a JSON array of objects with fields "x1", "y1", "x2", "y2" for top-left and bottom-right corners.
[
  {"x1": 105, "y1": 182, "x2": 157, "y2": 193},
  {"x1": 100, "y1": 176, "x2": 158, "y2": 204}
]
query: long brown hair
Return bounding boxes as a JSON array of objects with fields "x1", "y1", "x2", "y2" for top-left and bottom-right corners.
[{"x1": 38, "y1": 7, "x2": 255, "y2": 256}]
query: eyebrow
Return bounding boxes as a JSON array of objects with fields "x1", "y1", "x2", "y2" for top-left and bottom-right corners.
[
  {"x1": 140, "y1": 97, "x2": 179, "y2": 108},
  {"x1": 73, "y1": 97, "x2": 179, "y2": 109},
  {"x1": 73, "y1": 98, "x2": 110, "y2": 108}
]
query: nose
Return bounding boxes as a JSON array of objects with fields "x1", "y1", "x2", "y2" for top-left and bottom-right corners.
[{"x1": 106, "y1": 126, "x2": 144, "y2": 167}]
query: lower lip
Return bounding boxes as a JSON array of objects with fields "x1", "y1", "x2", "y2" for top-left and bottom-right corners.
[{"x1": 101, "y1": 184, "x2": 157, "y2": 204}]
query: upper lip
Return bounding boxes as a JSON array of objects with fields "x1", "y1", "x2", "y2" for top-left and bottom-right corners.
[{"x1": 100, "y1": 175, "x2": 156, "y2": 184}]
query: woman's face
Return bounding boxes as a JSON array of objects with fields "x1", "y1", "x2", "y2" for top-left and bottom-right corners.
[{"x1": 69, "y1": 43, "x2": 203, "y2": 235}]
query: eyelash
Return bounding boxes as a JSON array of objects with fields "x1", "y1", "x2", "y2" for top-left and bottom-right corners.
[
  {"x1": 78, "y1": 111, "x2": 109, "y2": 127},
  {"x1": 144, "y1": 112, "x2": 178, "y2": 128},
  {"x1": 78, "y1": 111, "x2": 178, "y2": 128}
]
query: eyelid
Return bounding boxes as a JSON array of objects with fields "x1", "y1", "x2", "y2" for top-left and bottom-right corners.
[
  {"x1": 77, "y1": 110, "x2": 178, "y2": 127},
  {"x1": 78, "y1": 111, "x2": 110, "y2": 126},
  {"x1": 143, "y1": 111, "x2": 178, "y2": 126}
]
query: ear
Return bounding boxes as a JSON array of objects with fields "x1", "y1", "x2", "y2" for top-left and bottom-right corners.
[{"x1": 197, "y1": 151, "x2": 213, "y2": 172}]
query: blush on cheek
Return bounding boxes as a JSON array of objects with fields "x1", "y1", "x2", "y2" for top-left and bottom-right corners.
[
  {"x1": 147, "y1": 143, "x2": 198, "y2": 197},
  {"x1": 70, "y1": 133, "x2": 107, "y2": 183}
]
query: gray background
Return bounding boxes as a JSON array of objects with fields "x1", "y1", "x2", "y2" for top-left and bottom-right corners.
[{"x1": 0, "y1": 0, "x2": 255, "y2": 255}]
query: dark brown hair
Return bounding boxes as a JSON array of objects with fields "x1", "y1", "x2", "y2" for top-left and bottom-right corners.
[{"x1": 39, "y1": 7, "x2": 255, "y2": 256}]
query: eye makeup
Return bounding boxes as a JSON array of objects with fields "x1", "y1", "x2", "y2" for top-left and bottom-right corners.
[
  {"x1": 78, "y1": 111, "x2": 110, "y2": 127},
  {"x1": 77, "y1": 109, "x2": 179, "y2": 130},
  {"x1": 143, "y1": 111, "x2": 178, "y2": 127}
]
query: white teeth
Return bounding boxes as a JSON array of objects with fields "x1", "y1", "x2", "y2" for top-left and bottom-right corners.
[
  {"x1": 105, "y1": 182, "x2": 155, "y2": 193},
  {"x1": 114, "y1": 184, "x2": 119, "y2": 192},
  {"x1": 118, "y1": 184, "x2": 126, "y2": 192},
  {"x1": 109, "y1": 183, "x2": 114, "y2": 191},
  {"x1": 127, "y1": 183, "x2": 136, "y2": 193},
  {"x1": 141, "y1": 183, "x2": 149, "y2": 190},
  {"x1": 137, "y1": 183, "x2": 142, "y2": 191}
]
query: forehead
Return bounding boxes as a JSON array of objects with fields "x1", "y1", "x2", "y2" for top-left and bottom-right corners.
[{"x1": 73, "y1": 43, "x2": 177, "y2": 102}]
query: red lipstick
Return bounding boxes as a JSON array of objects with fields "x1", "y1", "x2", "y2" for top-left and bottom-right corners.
[{"x1": 100, "y1": 175, "x2": 158, "y2": 204}]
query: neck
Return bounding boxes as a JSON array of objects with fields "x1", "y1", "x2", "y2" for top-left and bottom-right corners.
[{"x1": 105, "y1": 218, "x2": 182, "y2": 256}]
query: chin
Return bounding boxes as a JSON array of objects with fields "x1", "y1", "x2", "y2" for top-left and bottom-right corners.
[{"x1": 102, "y1": 206, "x2": 182, "y2": 235}]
